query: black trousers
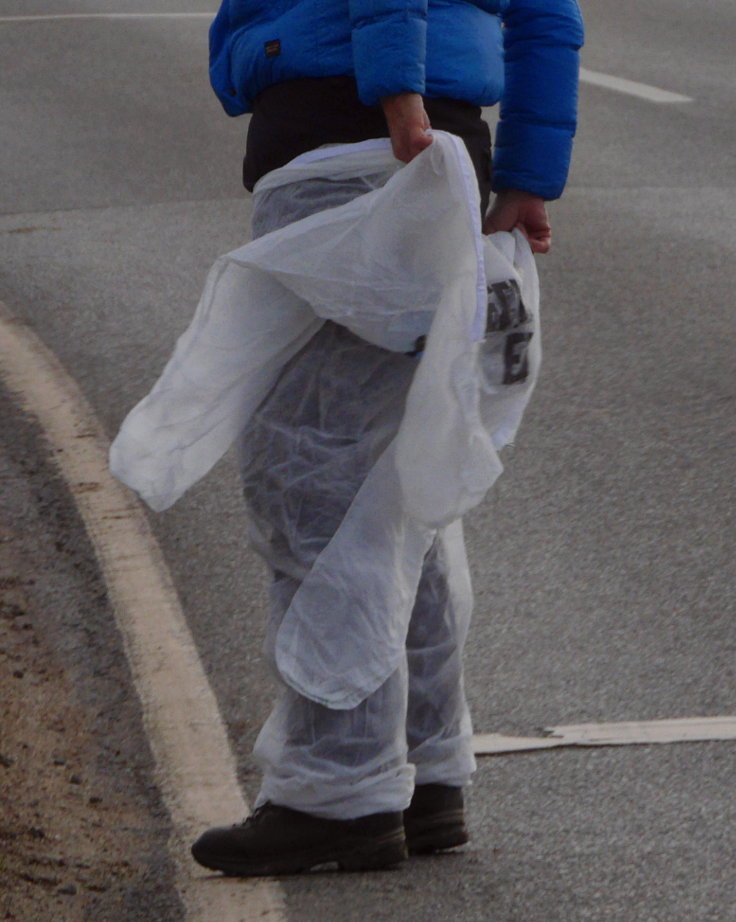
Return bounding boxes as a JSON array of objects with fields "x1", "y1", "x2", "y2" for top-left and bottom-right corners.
[{"x1": 243, "y1": 76, "x2": 493, "y2": 214}]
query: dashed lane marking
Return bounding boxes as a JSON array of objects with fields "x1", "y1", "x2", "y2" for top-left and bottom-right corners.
[
  {"x1": 0, "y1": 12, "x2": 213, "y2": 21},
  {"x1": 0, "y1": 302, "x2": 287, "y2": 922},
  {"x1": 580, "y1": 67, "x2": 693, "y2": 104},
  {"x1": 474, "y1": 716, "x2": 736, "y2": 755}
]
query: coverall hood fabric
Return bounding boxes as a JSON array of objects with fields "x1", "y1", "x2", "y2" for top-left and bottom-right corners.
[{"x1": 110, "y1": 131, "x2": 541, "y2": 708}]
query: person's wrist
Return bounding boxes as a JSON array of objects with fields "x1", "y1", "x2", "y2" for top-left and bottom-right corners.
[
  {"x1": 494, "y1": 188, "x2": 545, "y2": 203},
  {"x1": 380, "y1": 91, "x2": 421, "y2": 113}
]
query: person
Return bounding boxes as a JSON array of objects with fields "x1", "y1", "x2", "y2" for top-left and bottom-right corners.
[{"x1": 191, "y1": 0, "x2": 584, "y2": 877}]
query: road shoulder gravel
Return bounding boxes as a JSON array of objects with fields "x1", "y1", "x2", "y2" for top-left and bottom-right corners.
[{"x1": 0, "y1": 388, "x2": 182, "y2": 921}]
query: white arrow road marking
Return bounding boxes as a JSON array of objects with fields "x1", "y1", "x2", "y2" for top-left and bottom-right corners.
[
  {"x1": 474, "y1": 716, "x2": 736, "y2": 755},
  {"x1": 580, "y1": 67, "x2": 693, "y2": 103},
  {"x1": 0, "y1": 303, "x2": 286, "y2": 922}
]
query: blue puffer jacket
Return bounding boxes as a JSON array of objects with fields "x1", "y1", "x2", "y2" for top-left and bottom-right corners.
[{"x1": 210, "y1": 0, "x2": 584, "y2": 199}]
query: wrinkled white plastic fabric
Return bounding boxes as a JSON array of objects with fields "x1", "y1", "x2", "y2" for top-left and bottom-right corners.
[
  {"x1": 251, "y1": 522, "x2": 476, "y2": 818},
  {"x1": 110, "y1": 131, "x2": 541, "y2": 709}
]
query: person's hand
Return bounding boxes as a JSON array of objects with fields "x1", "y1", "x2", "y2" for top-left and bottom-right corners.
[
  {"x1": 381, "y1": 92, "x2": 433, "y2": 163},
  {"x1": 483, "y1": 189, "x2": 552, "y2": 254}
]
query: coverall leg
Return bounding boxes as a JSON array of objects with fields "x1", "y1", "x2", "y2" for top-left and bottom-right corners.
[{"x1": 239, "y1": 178, "x2": 477, "y2": 816}]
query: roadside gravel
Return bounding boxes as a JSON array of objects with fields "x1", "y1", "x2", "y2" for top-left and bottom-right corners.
[{"x1": 0, "y1": 390, "x2": 182, "y2": 921}]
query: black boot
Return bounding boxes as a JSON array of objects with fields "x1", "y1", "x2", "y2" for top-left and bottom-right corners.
[
  {"x1": 191, "y1": 803, "x2": 407, "y2": 876},
  {"x1": 403, "y1": 784, "x2": 468, "y2": 854}
]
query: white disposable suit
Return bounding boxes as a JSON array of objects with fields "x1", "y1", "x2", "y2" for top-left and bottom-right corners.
[{"x1": 110, "y1": 131, "x2": 541, "y2": 818}]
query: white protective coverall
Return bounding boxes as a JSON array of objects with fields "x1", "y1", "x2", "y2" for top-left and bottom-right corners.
[{"x1": 110, "y1": 131, "x2": 541, "y2": 818}]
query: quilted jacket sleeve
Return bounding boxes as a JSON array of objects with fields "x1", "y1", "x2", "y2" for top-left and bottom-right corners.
[
  {"x1": 349, "y1": 0, "x2": 428, "y2": 105},
  {"x1": 209, "y1": 1, "x2": 248, "y2": 116},
  {"x1": 494, "y1": 0, "x2": 584, "y2": 200}
]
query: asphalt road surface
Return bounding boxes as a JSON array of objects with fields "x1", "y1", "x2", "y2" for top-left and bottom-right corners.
[{"x1": 2, "y1": 1, "x2": 735, "y2": 920}]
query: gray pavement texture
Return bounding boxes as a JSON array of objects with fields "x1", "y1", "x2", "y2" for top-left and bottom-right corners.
[{"x1": 1, "y1": 0, "x2": 735, "y2": 920}]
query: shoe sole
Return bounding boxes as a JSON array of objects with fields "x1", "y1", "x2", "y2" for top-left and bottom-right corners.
[
  {"x1": 405, "y1": 809, "x2": 469, "y2": 855},
  {"x1": 192, "y1": 830, "x2": 408, "y2": 877}
]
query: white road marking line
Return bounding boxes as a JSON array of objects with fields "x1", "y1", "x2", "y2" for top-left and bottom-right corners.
[
  {"x1": 0, "y1": 12, "x2": 213, "y2": 22},
  {"x1": 474, "y1": 716, "x2": 736, "y2": 755},
  {"x1": 0, "y1": 15, "x2": 695, "y2": 108},
  {"x1": 0, "y1": 302, "x2": 286, "y2": 922},
  {"x1": 580, "y1": 67, "x2": 693, "y2": 104}
]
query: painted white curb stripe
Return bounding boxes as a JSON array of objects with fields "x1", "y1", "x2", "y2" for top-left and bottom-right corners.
[
  {"x1": 474, "y1": 716, "x2": 736, "y2": 755},
  {"x1": 0, "y1": 303, "x2": 286, "y2": 922},
  {"x1": 580, "y1": 67, "x2": 693, "y2": 104}
]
